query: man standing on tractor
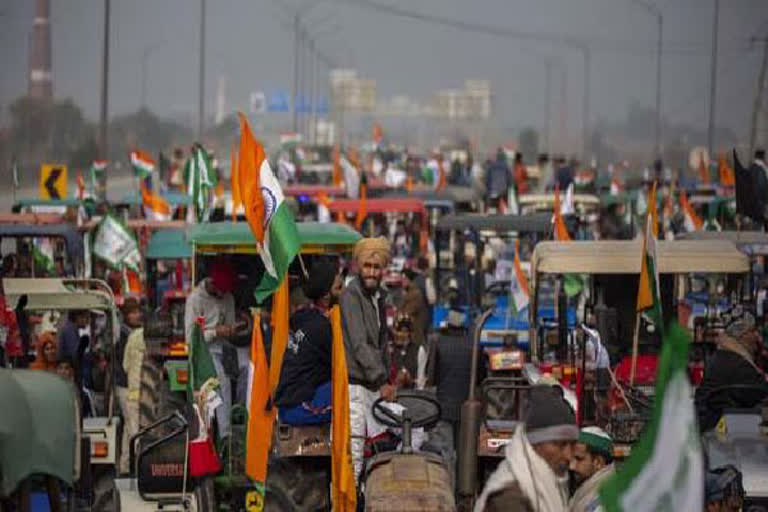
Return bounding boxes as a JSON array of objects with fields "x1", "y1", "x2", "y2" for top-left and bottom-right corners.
[
  {"x1": 695, "y1": 307, "x2": 768, "y2": 431},
  {"x1": 568, "y1": 427, "x2": 615, "y2": 512},
  {"x1": 275, "y1": 258, "x2": 344, "y2": 425},
  {"x1": 475, "y1": 385, "x2": 578, "y2": 512},
  {"x1": 340, "y1": 237, "x2": 396, "y2": 483},
  {"x1": 185, "y1": 258, "x2": 241, "y2": 439},
  {"x1": 121, "y1": 298, "x2": 145, "y2": 473}
]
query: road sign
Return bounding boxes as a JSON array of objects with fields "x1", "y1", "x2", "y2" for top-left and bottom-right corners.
[{"x1": 39, "y1": 164, "x2": 67, "y2": 199}]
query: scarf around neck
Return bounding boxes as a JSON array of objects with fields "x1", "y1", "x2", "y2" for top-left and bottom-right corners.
[{"x1": 474, "y1": 426, "x2": 569, "y2": 512}]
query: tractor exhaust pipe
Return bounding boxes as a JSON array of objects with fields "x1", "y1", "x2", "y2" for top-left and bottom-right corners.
[{"x1": 457, "y1": 308, "x2": 494, "y2": 500}]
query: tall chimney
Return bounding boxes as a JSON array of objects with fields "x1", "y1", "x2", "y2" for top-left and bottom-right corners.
[{"x1": 28, "y1": 0, "x2": 53, "y2": 100}]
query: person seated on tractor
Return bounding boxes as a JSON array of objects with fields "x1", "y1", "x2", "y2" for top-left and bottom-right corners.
[
  {"x1": 695, "y1": 306, "x2": 768, "y2": 431},
  {"x1": 475, "y1": 384, "x2": 578, "y2": 512},
  {"x1": 704, "y1": 465, "x2": 744, "y2": 512},
  {"x1": 568, "y1": 427, "x2": 615, "y2": 512},
  {"x1": 387, "y1": 313, "x2": 427, "y2": 390},
  {"x1": 185, "y1": 258, "x2": 241, "y2": 439},
  {"x1": 29, "y1": 331, "x2": 58, "y2": 371},
  {"x1": 341, "y1": 237, "x2": 396, "y2": 483},
  {"x1": 275, "y1": 258, "x2": 343, "y2": 425}
]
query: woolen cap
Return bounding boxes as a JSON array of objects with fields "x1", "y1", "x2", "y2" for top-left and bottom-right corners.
[{"x1": 524, "y1": 385, "x2": 579, "y2": 445}]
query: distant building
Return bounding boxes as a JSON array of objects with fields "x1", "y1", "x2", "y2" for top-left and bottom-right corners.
[{"x1": 28, "y1": 0, "x2": 53, "y2": 100}]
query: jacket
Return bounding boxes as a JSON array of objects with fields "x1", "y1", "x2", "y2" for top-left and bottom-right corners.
[
  {"x1": 340, "y1": 276, "x2": 388, "y2": 390},
  {"x1": 401, "y1": 284, "x2": 428, "y2": 347},
  {"x1": 695, "y1": 342, "x2": 768, "y2": 431},
  {"x1": 428, "y1": 326, "x2": 475, "y2": 423}
]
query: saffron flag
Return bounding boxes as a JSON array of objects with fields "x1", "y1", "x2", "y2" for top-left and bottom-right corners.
[
  {"x1": 237, "y1": 113, "x2": 300, "y2": 302},
  {"x1": 511, "y1": 240, "x2": 530, "y2": 313},
  {"x1": 76, "y1": 171, "x2": 86, "y2": 200},
  {"x1": 599, "y1": 324, "x2": 703, "y2": 512},
  {"x1": 130, "y1": 150, "x2": 155, "y2": 179},
  {"x1": 268, "y1": 278, "x2": 290, "y2": 400},
  {"x1": 245, "y1": 313, "x2": 275, "y2": 486},
  {"x1": 140, "y1": 180, "x2": 171, "y2": 221},
  {"x1": 718, "y1": 154, "x2": 735, "y2": 186},
  {"x1": 679, "y1": 189, "x2": 703, "y2": 232},
  {"x1": 330, "y1": 305, "x2": 357, "y2": 511},
  {"x1": 553, "y1": 186, "x2": 571, "y2": 241},
  {"x1": 373, "y1": 122, "x2": 383, "y2": 147},
  {"x1": 637, "y1": 182, "x2": 661, "y2": 322},
  {"x1": 436, "y1": 157, "x2": 447, "y2": 192},
  {"x1": 355, "y1": 172, "x2": 368, "y2": 231}
]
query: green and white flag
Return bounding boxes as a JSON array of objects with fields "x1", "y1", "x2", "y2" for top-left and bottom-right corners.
[
  {"x1": 599, "y1": 323, "x2": 703, "y2": 511},
  {"x1": 12, "y1": 158, "x2": 19, "y2": 188},
  {"x1": 185, "y1": 146, "x2": 218, "y2": 222},
  {"x1": 33, "y1": 238, "x2": 55, "y2": 275},
  {"x1": 90, "y1": 160, "x2": 108, "y2": 193},
  {"x1": 92, "y1": 215, "x2": 141, "y2": 271}
]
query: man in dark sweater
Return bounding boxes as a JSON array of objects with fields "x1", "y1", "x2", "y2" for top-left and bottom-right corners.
[
  {"x1": 695, "y1": 308, "x2": 768, "y2": 431},
  {"x1": 276, "y1": 258, "x2": 343, "y2": 424},
  {"x1": 340, "y1": 237, "x2": 394, "y2": 482}
]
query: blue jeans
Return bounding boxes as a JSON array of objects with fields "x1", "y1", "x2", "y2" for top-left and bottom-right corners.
[{"x1": 278, "y1": 381, "x2": 332, "y2": 425}]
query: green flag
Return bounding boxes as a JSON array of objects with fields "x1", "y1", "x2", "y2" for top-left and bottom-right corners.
[
  {"x1": 599, "y1": 323, "x2": 703, "y2": 511},
  {"x1": 185, "y1": 146, "x2": 217, "y2": 222},
  {"x1": 92, "y1": 214, "x2": 141, "y2": 271},
  {"x1": 187, "y1": 321, "x2": 218, "y2": 396},
  {"x1": 33, "y1": 238, "x2": 55, "y2": 275}
]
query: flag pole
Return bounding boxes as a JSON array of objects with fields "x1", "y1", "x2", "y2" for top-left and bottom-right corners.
[{"x1": 629, "y1": 311, "x2": 641, "y2": 386}]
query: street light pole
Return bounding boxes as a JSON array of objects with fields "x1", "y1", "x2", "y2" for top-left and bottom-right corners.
[
  {"x1": 198, "y1": 0, "x2": 206, "y2": 139},
  {"x1": 581, "y1": 46, "x2": 591, "y2": 160},
  {"x1": 99, "y1": 0, "x2": 110, "y2": 162},
  {"x1": 654, "y1": 13, "x2": 663, "y2": 158},
  {"x1": 544, "y1": 60, "x2": 553, "y2": 154},
  {"x1": 629, "y1": 0, "x2": 664, "y2": 159},
  {"x1": 707, "y1": 0, "x2": 720, "y2": 157},
  {"x1": 292, "y1": 13, "x2": 300, "y2": 133}
]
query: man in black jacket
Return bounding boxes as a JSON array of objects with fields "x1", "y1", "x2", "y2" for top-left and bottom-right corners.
[
  {"x1": 275, "y1": 258, "x2": 342, "y2": 424},
  {"x1": 695, "y1": 307, "x2": 768, "y2": 431}
]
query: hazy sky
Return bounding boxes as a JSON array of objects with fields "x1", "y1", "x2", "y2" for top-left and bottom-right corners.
[{"x1": 1, "y1": 0, "x2": 766, "y2": 144}]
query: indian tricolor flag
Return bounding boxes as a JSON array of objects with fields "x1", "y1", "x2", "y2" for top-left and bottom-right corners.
[
  {"x1": 90, "y1": 159, "x2": 107, "y2": 192},
  {"x1": 140, "y1": 181, "x2": 171, "y2": 221},
  {"x1": 599, "y1": 324, "x2": 703, "y2": 512},
  {"x1": 511, "y1": 240, "x2": 530, "y2": 313},
  {"x1": 130, "y1": 150, "x2": 155, "y2": 179},
  {"x1": 236, "y1": 112, "x2": 300, "y2": 303},
  {"x1": 679, "y1": 189, "x2": 703, "y2": 232},
  {"x1": 637, "y1": 182, "x2": 661, "y2": 323}
]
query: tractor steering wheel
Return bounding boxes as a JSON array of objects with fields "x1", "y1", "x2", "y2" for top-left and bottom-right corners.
[
  {"x1": 485, "y1": 281, "x2": 511, "y2": 296},
  {"x1": 372, "y1": 390, "x2": 442, "y2": 430}
]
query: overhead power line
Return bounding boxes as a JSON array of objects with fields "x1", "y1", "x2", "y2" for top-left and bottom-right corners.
[{"x1": 332, "y1": 0, "x2": 753, "y2": 55}]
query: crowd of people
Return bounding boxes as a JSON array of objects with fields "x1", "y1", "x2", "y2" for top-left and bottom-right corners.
[{"x1": 7, "y1": 144, "x2": 768, "y2": 510}]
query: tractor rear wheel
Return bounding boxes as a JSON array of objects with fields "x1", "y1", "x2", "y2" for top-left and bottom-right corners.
[
  {"x1": 138, "y1": 356, "x2": 186, "y2": 429},
  {"x1": 264, "y1": 458, "x2": 330, "y2": 512}
]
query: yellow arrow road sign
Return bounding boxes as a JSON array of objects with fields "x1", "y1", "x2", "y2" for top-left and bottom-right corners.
[{"x1": 40, "y1": 164, "x2": 67, "y2": 199}]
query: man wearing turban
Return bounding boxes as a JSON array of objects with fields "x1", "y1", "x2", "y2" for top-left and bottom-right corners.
[{"x1": 340, "y1": 237, "x2": 395, "y2": 483}]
